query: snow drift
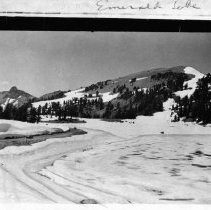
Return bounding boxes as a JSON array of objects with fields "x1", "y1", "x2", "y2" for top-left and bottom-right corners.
[
  {"x1": 175, "y1": 67, "x2": 204, "y2": 98},
  {"x1": 0, "y1": 119, "x2": 69, "y2": 137}
]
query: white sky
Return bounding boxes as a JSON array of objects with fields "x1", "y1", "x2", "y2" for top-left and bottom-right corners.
[{"x1": 0, "y1": 32, "x2": 210, "y2": 97}]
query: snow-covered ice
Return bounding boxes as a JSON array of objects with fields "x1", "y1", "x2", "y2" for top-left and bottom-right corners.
[
  {"x1": 0, "y1": 119, "x2": 69, "y2": 137},
  {"x1": 39, "y1": 134, "x2": 211, "y2": 203},
  {"x1": 0, "y1": 99, "x2": 211, "y2": 203}
]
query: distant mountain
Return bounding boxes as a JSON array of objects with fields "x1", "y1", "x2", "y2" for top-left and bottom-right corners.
[{"x1": 0, "y1": 86, "x2": 35, "y2": 109}]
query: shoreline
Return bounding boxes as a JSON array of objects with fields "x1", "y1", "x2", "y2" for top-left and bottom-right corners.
[{"x1": 0, "y1": 127, "x2": 87, "y2": 150}]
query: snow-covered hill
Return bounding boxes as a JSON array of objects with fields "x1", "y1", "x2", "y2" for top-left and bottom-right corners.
[
  {"x1": 33, "y1": 88, "x2": 119, "y2": 108},
  {"x1": 32, "y1": 66, "x2": 204, "y2": 111},
  {"x1": 1, "y1": 66, "x2": 205, "y2": 121}
]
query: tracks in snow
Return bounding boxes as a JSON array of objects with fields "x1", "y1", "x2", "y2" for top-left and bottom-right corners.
[{"x1": 0, "y1": 128, "x2": 131, "y2": 203}]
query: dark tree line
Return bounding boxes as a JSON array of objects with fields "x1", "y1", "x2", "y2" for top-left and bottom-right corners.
[
  {"x1": 106, "y1": 72, "x2": 191, "y2": 119},
  {"x1": 0, "y1": 102, "x2": 41, "y2": 123},
  {"x1": 1, "y1": 71, "x2": 203, "y2": 122},
  {"x1": 172, "y1": 73, "x2": 211, "y2": 124},
  {"x1": 84, "y1": 80, "x2": 111, "y2": 92},
  {"x1": 39, "y1": 96, "x2": 105, "y2": 120},
  {"x1": 151, "y1": 71, "x2": 191, "y2": 92},
  {"x1": 36, "y1": 91, "x2": 65, "y2": 102}
]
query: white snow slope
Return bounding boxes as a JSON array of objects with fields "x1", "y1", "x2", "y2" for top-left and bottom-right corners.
[
  {"x1": 2, "y1": 98, "x2": 15, "y2": 111},
  {"x1": 175, "y1": 67, "x2": 204, "y2": 98},
  {"x1": 33, "y1": 88, "x2": 118, "y2": 108},
  {"x1": 129, "y1": 77, "x2": 148, "y2": 82}
]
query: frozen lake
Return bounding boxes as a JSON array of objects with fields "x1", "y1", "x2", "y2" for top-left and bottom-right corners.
[
  {"x1": 39, "y1": 134, "x2": 211, "y2": 204},
  {"x1": 0, "y1": 118, "x2": 211, "y2": 203}
]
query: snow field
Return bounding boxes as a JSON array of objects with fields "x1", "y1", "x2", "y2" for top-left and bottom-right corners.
[
  {"x1": 175, "y1": 67, "x2": 204, "y2": 98},
  {"x1": 0, "y1": 119, "x2": 69, "y2": 138},
  {"x1": 39, "y1": 134, "x2": 211, "y2": 203},
  {"x1": 33, "y1": 88, "x2": 119, "y2": 108}
]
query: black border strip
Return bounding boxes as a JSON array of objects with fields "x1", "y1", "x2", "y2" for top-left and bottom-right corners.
[{"x1": 0, "y1": 17, "x2": 210, "y2": 32}]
